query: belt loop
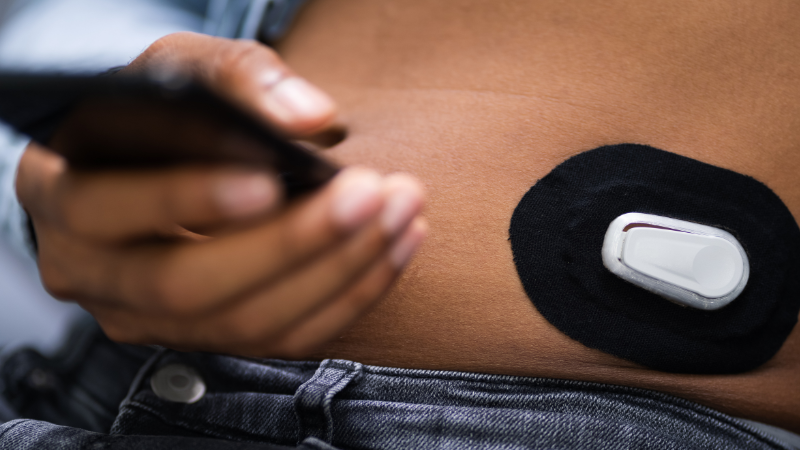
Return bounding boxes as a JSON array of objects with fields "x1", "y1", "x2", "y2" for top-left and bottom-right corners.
[{"x1": 294, "y1": 359, "x2": 362, "y2": 444}]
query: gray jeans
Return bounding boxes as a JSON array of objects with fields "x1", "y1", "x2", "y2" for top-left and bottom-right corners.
[{"x1": 2, "y1": 329, "x2": 798, "y2": 449}]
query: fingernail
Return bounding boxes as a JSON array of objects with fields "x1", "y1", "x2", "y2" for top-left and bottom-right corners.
[
  {"x1": 381, "y1": 188, "x2": 422, "y2": 236},
  {"x1": 260, "y1": 69, "x2": 284, "y2": 88},
  {"x1": 332, "y1": 170, "x2": 383, "y2": 230},
  {"x1": 390, "y1": 219, "x2": 427, "y2": 268},
  {"x1": 215, "y1": 173, "x2": 278, "y2": 217},
  {"x1": 264, "y1": 77, "x2": 335, "y2": 124}
]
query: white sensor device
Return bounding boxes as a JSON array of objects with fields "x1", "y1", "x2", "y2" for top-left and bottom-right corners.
[{"x1": 602, "y1": 213, "x2": 749, "y2": 310}]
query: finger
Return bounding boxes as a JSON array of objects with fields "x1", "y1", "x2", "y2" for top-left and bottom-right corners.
[
  {"x1": 50, "y1": 165, "x2": 282, "y2": 241},
  {"x1": 35, "y1": 166, "x2": 381, "y2": 309},
  {"x1": 196, "y1": 187, "x2": 425, "y2": 350},
  {"x1": 265, "y1": 217, "x2": 428, "y2": 359},
  {"x1": 87, "y1": 173, "x2": 424, "y2": 342},
  {"x1": 225, "y1": 175, "x2": 427, "y2": 333},
  {"x1": 209, "y1": 208, "x2": 407, "y2": 343},
  {"x1": 103, "y1": 167, "x2": 402, "y2": 314},
  {"x1": 125, "y1": 32, "x2": 336, "y2": 136},
  {"x1": 36, "y1": 168, "x2": 423, "y2": 319},
  {"x1": 92, "y1": 217, "x2": 428, "y2": 355},
  {"x1": 93, "y1": 212, "x2": 390, "y2": 349},
  {"x1": 170, "y1": 171, "x2": 423, "y2": 315},
  {"x1": 16, "y1": 142, "x2": 68, "y2": 221}
]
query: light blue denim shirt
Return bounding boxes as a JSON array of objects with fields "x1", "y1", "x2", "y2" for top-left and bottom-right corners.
[{"x1": 0, "y1": 123, "x2": 31, "y2": 258}]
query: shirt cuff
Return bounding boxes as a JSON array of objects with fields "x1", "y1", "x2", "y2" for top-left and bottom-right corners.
[{"x1": 0, "y1": 122, "x2": 36, "y2": 261}]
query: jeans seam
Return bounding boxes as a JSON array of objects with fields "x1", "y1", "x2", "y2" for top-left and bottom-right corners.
[
  {"x1": 119, "y1": 401, "x2": 297, "y2": 446},
  {"x1": 112, "y1": 356, "x2": 796, "y2": 450},
  {"x1": 118, "y1": 347, "x2": 167, "y2": 412},
  {"x1": 0, "y1": 418, "x2": 28, "y2": 441},
  {"x1": 236, "y1": 357, "x2": 798, "y2": 448},
  {"x1": 350, "y1": 367, "x2": 793, "y2": 447},
  {"x1": 725, "y1": 418, "x2": 800, "y2": 450}
]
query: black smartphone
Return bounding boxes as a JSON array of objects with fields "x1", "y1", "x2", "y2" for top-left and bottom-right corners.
[{"x1": 0, "y1": 72, "x2": 340, "y2": 198}]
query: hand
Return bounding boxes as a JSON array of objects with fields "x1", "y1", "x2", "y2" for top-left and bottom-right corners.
[{"x1": 15, "y1": 33, "x2": 427, "y2": 358}]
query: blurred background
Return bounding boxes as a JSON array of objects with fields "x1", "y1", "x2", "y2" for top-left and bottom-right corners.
[
  {"x1": 0, "y1": 0, "x2": 298, "y2": 354},
  {"x1": 0, "y1": 0, "x2": 207, "y2": 355}
]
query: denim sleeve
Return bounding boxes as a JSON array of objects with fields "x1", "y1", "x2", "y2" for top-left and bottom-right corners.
[
  {"x1": 0, "y1": 419, "x2": 336, "y2": 450},
  {"x1": 0, "y1": 123, "x2": 35, "y2": 260}
]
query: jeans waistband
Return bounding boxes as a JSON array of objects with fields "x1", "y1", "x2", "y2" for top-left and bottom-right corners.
[{"x1": 112, "y1": 351, "x2": 798, "y2": 450}]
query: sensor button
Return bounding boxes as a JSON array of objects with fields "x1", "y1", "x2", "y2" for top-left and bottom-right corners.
[
  {"x1": 621, "y1": 227, "x2": 743, "y2": 298},
  {"x1": 601, "y1": 213, "x2": 750, "y2": 310}
]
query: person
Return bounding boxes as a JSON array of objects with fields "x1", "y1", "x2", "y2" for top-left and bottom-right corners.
[{"x1": 2, "y1": 0, "x2": 800, "y2": 448}]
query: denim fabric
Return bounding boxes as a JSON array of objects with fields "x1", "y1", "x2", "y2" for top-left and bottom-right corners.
[
  {"x1": 0, "y1": 418, "x2": 335, "y2": 450},
  {"x1": 110, "y1": 351, "x2": 798, "y2": 450},
  {"x1": 0, "y1": 319, "x2": 155, "y2": 432}
]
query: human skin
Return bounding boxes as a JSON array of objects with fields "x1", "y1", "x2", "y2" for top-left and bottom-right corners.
[
  {"x1": 16, "y1": 34, "x2": 428, "y2": 360},
  {"x1": 275, "y1": 0, "x2": 800, "y2": 432}
]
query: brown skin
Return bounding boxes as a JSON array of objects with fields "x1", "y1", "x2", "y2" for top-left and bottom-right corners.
[
  {"x1": 274, "y1": 0, "x2": 800, "y2": 432},
  {"x1": 16, "y1": 33, "x2": 428, "y2": 359},
  {"x1": 14, "y1": 0, "x2": 800, "y2": 434}
]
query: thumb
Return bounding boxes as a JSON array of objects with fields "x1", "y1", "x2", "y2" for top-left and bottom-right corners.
[{"x1": 125, "y1": 32, "x2": 337, "y2": 136}]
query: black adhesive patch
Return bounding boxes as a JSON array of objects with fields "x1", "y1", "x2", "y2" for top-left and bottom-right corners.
[{"x1": 509, "y1": 144, "x2": 800, "y2": 374}]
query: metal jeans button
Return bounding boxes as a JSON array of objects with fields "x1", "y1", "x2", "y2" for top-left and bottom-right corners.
[{"x1": 150, "y1": 363, "x2": 206, "y2": 404}]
